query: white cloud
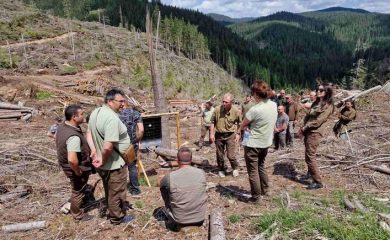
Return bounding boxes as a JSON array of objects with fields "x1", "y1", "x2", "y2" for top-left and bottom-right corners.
[{"x1": 160, "y1": 0, "x2": 390, "y2": 18}]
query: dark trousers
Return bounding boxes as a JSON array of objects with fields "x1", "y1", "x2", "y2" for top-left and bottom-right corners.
[
  {"x1": 68, "y1": 172, "x2": 90, "y2": 220},
  {"x1": 98, "y1": 167, "x2": 128, "y2": 223},
  {"x1": 244, "y1": 146, "x2": 269, "y2": 200},
  {"x1": 274, "y1": 132, "x2": 286, "y2": 150},
  {"x1": 128, "y1": 160, "x2": 141, "y2": 194},
  {"x1": 199, "y1": 125, "x2": 210, "y2": 145},
  {"x1": 215, "y1": 132, "x2": 238, "y2": 171},
  {"x1": 159, "y1": 187, "x2": 203, "y2": 231},
  {"x1": 286, "y1": 121, "x2": 295, "y2": 146},
  {"x1": 304, "y1": 132, "x2": 322, "y2": 183}
]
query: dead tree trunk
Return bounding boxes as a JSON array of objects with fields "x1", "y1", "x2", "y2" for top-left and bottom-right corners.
[{"x1": 146, "y1": 8, "x2": 171, "y2": 149}]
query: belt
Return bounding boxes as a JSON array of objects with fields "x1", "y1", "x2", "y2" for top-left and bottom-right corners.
[{"x1": 216, "y1": 132, "x2": 234, "y2": 138}]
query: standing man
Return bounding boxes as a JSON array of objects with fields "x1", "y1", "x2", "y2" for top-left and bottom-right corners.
[
  {"x1": 56, "y1": 104, "x2": 93, "y2": 221},
  {"x1": 302, "y1": 91, "x2": 317, "y2": 110},
  {"x1": 285, "y1": 95, "x2": 299, "y2": 147},
  {"x1": 159, "y1": 147, "x2": 207, "y2": 231},
  {"x1": 119, "y1": 102, "x2": 144, "y2": 197},
  {"x1": 210, "y1": 93, "x2": 241, "y2": 178},
  {"x1": 274, "y1": 105, "x2": 289, "y2": 150},
  {"x1": 87, "y1": 88, "x2": 133, "y2": 225},
  {"x1": 198, "y1": 101, "x2": 214, "y2": 149},
  {"x1": 277, "y1": 89, "x2": 287, "y2": 106}
]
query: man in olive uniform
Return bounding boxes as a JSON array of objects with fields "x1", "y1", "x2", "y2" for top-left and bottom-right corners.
[
  {"x1": 285, "y1": 95, "x2": 299, "y2": 147},
  {"x1": 210, "y1": 93, "x2": 242, "y2": 178}
]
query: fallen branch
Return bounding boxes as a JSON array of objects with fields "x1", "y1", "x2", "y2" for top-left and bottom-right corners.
[
  {"x1": 0, "y1": 186, "x2": 30, "y2": 203},
  {"x1": 2, "y1": 221, "x2": 47, "y2": 233},
  {"x1": 217, "y1": 184, "x2": 251, "y2": 198},
  {"x1": 364, "y1": 165, "x2": 390, "y2": 175}
]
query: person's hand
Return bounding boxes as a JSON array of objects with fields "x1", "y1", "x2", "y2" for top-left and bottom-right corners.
[
  {"x1": 92, "y1": 157, "x2": 103, "y2": 168},
  {"x1": 297, "y1": 128, "x2": 304, "y2": 139},
  {"x1": 234, "y1": 133, "x2": 240, "y2": 143},
  {"x1": 210, "y1": 135, "x2": 215, "y2": 143},
  {"x1": 75, "y1": 169, "x2": 82, "y2": 176},
  {"x1": 90, "y1": 150, "x2": 97, "y2": 159}
]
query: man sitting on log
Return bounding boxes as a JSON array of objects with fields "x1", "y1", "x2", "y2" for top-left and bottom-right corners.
[
  {"x1": 158, "y1": 147, "x2": 207, "y2": 231},
  {"x1": 55, "y1": 104, "x2": 93, "y2": 221}
]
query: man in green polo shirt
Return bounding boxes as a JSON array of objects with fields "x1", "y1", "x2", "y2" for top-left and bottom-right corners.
[
  {"x1": 87, "y1": 88, "x2": 133, "y2": 225},
  {"x1": 210, "y1": 93, "x2": 242, "y2": 178}
]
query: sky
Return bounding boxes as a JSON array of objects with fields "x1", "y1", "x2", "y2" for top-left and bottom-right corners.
[{"x1": 160, "y1": 0, "x2": 390, "y2": 18}]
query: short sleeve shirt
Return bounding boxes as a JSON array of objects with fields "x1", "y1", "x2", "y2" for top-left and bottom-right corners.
[
  {"x1": 211, "y1": 105, "x2": 241, "y2": 133},
  {"x1": 276, "y1": 113, "x2": 289, "y2": 134},
  {"x1": 88, "y1": 105, "x2": 130, "y2": 170},
  {"x1": 66, "y1": 136, "x2": 81, "y2": 152},
  {"x1": 118, "y1": 108, "x2": 142, "y2": 147},
  {"x1": 245, "y1": 100, "x2": 277, "y2": 148}
]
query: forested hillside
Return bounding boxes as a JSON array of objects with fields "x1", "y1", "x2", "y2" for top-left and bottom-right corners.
[
  {"x1": 22, "y1": 1, "x2": 390, "y2": 89},
  {"x1": 230, "y1": 9, "x2": 390, "y2": 89}
]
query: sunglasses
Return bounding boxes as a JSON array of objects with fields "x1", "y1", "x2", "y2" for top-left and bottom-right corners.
[
  {"x1": 113, "y1": 99, "x2": 126, "y2": 103},
  {"x1": 317, "y1": 89, "x2": 324, "y2": 92}
]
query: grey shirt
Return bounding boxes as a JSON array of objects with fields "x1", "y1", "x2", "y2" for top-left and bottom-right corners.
[
  {"x1": 160, "y1": 166, "x2": 207, "y2": 224},
  {"x1": 276, "y1": 113, "x2": 289, "y2": 134}
]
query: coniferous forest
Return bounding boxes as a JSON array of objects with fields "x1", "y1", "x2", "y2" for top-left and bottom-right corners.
[{"x1": 24, "y1": 0, "x2": 390, "y2": 90}]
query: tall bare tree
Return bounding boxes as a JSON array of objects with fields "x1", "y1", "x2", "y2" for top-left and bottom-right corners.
[{"x1": 146, "y1": 8, "x2": 171, "y2": 149}]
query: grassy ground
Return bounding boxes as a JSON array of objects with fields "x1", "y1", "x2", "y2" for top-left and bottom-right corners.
[{"x1": 253, "y1": 190, "x2": 390, "y2": 239}]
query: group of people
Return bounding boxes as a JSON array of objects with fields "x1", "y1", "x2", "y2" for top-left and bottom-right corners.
[
  {"x1": 54, "y1": 89, "x2": 207, "y2": 230},
  {"x1": 199, "y1": 81, "x2": 356, "y2": 202},
  {"x1": 53, "y1": 82, "x2": 356, "y2": 229}
]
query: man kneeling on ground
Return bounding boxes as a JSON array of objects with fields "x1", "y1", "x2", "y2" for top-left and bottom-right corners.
[{"x1": 158, "y1": 147, "x2": 207, "y2": 231}]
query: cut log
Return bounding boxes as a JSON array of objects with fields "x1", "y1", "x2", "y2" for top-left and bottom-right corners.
[
  {"x1": 335, "y1": 85, "x2": 382, "y2": 107},
  {"x1": 153, "y1": 147, "x2": 209, "y2": 166},
  {"x1": 2, "y1": 221, "x2": 47, "y2": 233},
  {"x1": 379, "y1": 221, "x2": 390, "y2": 233},
  {"x1": 0, "y1": 102, "x2": 34, "y2": 111},
  {"x1": 364, "y1": 165, "x2": 390, "y2": 175},
  {"x1": 379, "y1": 213, "x2": 390, "y2": 225},
  {"x1": 209, "y1": 210, "x2": 225, "y2": 240},
  {"x1": 353, "y1": 199, "x2": 367, "y2": 212},
  {"x1": 343, "y1": 197, "x2": 356, "y2": 211},
  {"x1": 0, "y1": 113, "x2": 23, "y2": 119},
  {"x1": 22, "y1": 113, "x2": 32, "y2": 122},
  {"x1": 0, "y1": 186, "x2": 30, "y2": 203}
]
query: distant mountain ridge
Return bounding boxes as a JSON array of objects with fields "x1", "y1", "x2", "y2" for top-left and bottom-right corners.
[
  {"x1": 317, "y1": 6, "x2": 370, "y2": 13},
  {"x1": 207, "y1": 13, "x2": 255, "y2": 25}
]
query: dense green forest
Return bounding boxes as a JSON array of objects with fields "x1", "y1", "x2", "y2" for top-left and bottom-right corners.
[
  {"x1": 230, "y1": 10, "x2": 390, "y2": 89},
  {"x1": 23, "y1": 0, "x2": 390, "y2": 89}
]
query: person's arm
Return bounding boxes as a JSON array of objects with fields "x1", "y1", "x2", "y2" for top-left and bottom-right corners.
[
  {"x1": 86, "y1": 129, "x2": 96, "y2": 158},
  {"x1": 136, "y1": 122, "x2": 144, "y2": 142},
  {"x1": 340, "y1": 109, "x2": 356, "y2": 121},
  {"x1": 209, "y1": 124, "x2": 215, "y2": 143},
  {"x1": 68, "y1": 151, "x2": 82, "y2": 176},
  {"x1": 101, "y1": 142, "x2": 114, "y2": 166},
  {"x1": 209, "y1": 110, "x2": 217, "y2": 143},
  {"x1": 235, "y1": 113, "x2": 242, "y2": 142},
  {"x1": 66, "y1": 136, "x2": 82, "y2": 176},
  {"x1": 302, "y1": 104, "x2": 333, "y2": 133},
  {"x1": 240, "y1": 118, "x2": 250, "y2": 132},
  {"x1": 281, "y1": 116, "x2": 289, "y2": 131}
]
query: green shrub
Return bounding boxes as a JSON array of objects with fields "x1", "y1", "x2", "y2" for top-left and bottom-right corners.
[
  {"x1": 0, "y1": 48, "x2": 17, "y2": 68},
  {"x1": 61, "y1": 65, "x2": 77, "y2": 75},
  {"x1": 36, "y1": 90, "x2": 52, "y2": 100},
  {"x1": 228, "y1": 214, "x2": 241, "y2": 224}
]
